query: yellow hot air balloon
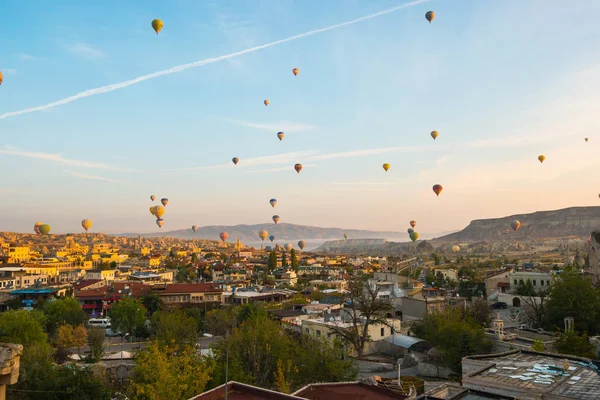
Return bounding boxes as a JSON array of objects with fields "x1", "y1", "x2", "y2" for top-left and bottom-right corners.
[
  {"x1": 293, "y1": 68, "x2": 299, "y2": 76},
  {"x1": 585, "y1": 138, "x2": 589, "y2": 142},
  {"x1": 0, "y1": 71, "x2": 3, "y2": 86},
  {"x1": 39, "y1": 224, "x2": 51, "y2": 235},
  {"x1": 259, "y1": 230, "x2": 268, "y2": 241},
  {"x1": 264, "y1": 99, "x2": 270, "y2": 106},
  {"x1": 431, "y1": 131, "x2": 439, "y2": 140},
  {"x1": 149, "y1": 206, "x2": 155, "y2": 216},
  {"x1": 81, "y1": 219, "x2": 92, "y2": 233},
  {"x1": 452, "y1": 245, "x2": 460, "y2": 253},
  {"x1": 538, "y1": 155, "x2": 546, "y2": 163},
  {"x1": 151, "y1": 19, "x2": 163, "y2": 34},
  {"x1": 425, "y1": 11, "x2": 435, "y2": 23},
  {"x1": 277, "y1": 132, "x2": 285, "y2": 141},
  {"x1": 153, "y1": 205, "x2": 165, "y2": 219},
  {"x1": 383, "y1": 163, "x2": 390, "y2": 172}
]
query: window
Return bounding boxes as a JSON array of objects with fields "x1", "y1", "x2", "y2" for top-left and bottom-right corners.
[
  {"x1": 305, "y1": 328, "x2": 309, "y2": 334},
  {"x1": 519, "y1": 280, "x2": 524, "y2": 285},
  {"x1": 547, "y1": 280, "x2": 550, "y2": 286},
  {"x1": 514, "y1": 280, "x2": 518, "y2": 285},
  {"x1": 533, "y1": 280, "x2": 537, "y2": 286},
  {"x1": 541, "y1": 280, "x2": 544, "y2": 286},
  {"x1": 381, "y1": 328, "x2": 385, "y2": 337},
  {"x1": 316, "y1": 330, "x2": 321, "y2": 336}
]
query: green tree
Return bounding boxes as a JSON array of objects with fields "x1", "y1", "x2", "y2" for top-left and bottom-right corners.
[
  {"x1": 554, "y1": 329, "x2": 595, "y2": 359},
  {"x1": 544, "y1": 271, "x2": 600, "y2": 335},
  {"x1": 468, "y1": 298, "x2": 492, "y2": 327},
  {"x1": 205, "y1": 307, "x2": 237, "y2": 336},
  {"x1": 515, "y1": 280, "x2": 536, "y2": 296},
  {"x1": 431, "y1": 253, "x2": 441, "y2": 266},
  {"x1": 142, "y1": 292, "x2": 163, "y2": 316},
  {"x1": 151, "y1": 308, "x2": 199, "y2": 346},
  {"x1": 109, "y1": 298, "x2": 146, "y2": 337},
  {"x1": 127, "y1": 342, "x2": 212, "y2": 400},
  {"x1": 290, "y1": 249, "x2": 299, "y2": 273},
  {"x1": 43, "y1": 297, "x2": 87, "y2": 336},
  {"x1": 110, "y1": 261, "x2": 118, "y2": 269},
  {"x1": 55, "y1": 324, "x2": 87, "y2": 360},
  {"x1": 268, "y1": 251, "x2": 277, "y2": 272},
  {"x1": 282, "y1": 251, "x2": 288, "y2": 268},
  {"x1": 86, "y1": 327, "x2": 105, "y2": 363},
  {"x1": 0, "y1": 310, "x2": 47, "y2": 346}
]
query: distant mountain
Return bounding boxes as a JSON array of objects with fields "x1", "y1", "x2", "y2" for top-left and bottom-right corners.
[
  {"x1": 434, "y1": 206, "x2": 600, "y2": 243},
  {"x1": 119, "y1": 223, "x2": 405, "y2": 242}
]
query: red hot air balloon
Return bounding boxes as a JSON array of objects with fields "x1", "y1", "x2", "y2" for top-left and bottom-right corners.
[
  {"x1": 432, "y1": 184, "x2": 443, "y2": 196},
  {"x1": 219, "y1": 232, "x2": 229, "y2": 241},
  {"x1": 410, "y1": 220, "x2": 416, "y2": 228}
]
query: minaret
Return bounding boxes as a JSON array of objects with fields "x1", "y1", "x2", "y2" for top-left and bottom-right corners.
[{"x1": 235, "y1": 237, "x2": 242, "y2": 259}]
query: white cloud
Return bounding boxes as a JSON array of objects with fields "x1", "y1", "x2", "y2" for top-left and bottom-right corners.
[
  {"x1": 70, "y1": 172, "x2": 127, "y2": 184},
  {"x1": 227, "y1": 119, "x2": 317, "y2": 133},
  {"x1": 65, "y1": 42, "x2": 105, "y2": 59},
  {"x1": 168, "y1": 150, "x2": 317, "y2": 172},
  {"x1": 307, "y1": 145, "x2": 435, "y2": 161},
  {"x1": 0, "y1": 146, "x2": 133, "y2": 171}
]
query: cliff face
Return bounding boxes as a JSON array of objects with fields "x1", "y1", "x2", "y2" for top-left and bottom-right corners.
[{"x1": 437, "y1": 206, "x2": 600, "y2": 243}]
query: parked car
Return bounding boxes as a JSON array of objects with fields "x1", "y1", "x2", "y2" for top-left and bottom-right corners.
[
  {"x1": 491, "y1": 301, "x2": 508, "y2": 309},
  {"x1": 88, "y1": 318, "x2": 111, "y2": 328},
  {"x1": 105, "y1": 327, "x2": 123, "y2": 337}
]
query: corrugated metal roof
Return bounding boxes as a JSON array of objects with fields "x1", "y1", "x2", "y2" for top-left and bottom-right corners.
[{"x1": 383, "y1": 334, "x2": 426, "y2": 348}]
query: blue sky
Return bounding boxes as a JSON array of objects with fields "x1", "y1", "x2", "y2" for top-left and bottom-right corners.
[{"x1": 1, "y1": 0, "x2": 600, "y2": 235}]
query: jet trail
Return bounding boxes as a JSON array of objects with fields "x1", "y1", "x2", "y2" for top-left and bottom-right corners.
[{"x1": 0, "y1": 0, "x2": 429, "y2": 121}]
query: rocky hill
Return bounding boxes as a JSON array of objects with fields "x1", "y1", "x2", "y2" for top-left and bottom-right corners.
[{"x1": 434, "y1": 206, "x2": 600, "y2": 243}]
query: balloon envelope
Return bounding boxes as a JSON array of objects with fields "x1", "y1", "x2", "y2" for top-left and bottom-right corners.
[
  {"x1": 270, "y1": 199, "x2": 277, "y2": 208},
  {"x1": 298, "y1": 240, "x2": 306, "y2": 250},
  {"x1": 510, "y1": 220, "x2": 521, "y2": 231},
  {"x1": 259, "y1": 230, "x2": 268, "y2": 241},
  {"x1": 232, "y1": 157, "x2": 239, "y2": 165},
  {"x1": 431, "y1": 131, "x2": 439, "y2": 140},
  {"x1": 272, "y1": 215, "x2": 280, "y2": 224},
  {"x1": 344, "y1": 234, "x2": 348, "y2": 239},
  {"x1": 452, "y1": 245, "x2": 460, "y2": 252},
  {"x1": 277, "y1": 132, "x2": 284, "y2": 141},
  {"x1": 538, "y1": 155, "x2": 546, "y2": 163},
  {"x1": 161, "y1": 198, "x2": 169, "y2": 207},
  {"x1": 151, "y1": 19, "x2": 163, "y2": 34},
  {"x1": 192, "y1": 225, "x2": 198, "y2": 232},
  {"x1": 39, "y1": 224, "x2": 51, "y2": 235},
  {"x1": 0, "y1": 71, "x2": 3, "y2": 85},
  {"x1": 153, "y1": 205, "x2": 165, "y2": 219},
  {"x1": 34, "y1": 222, "x2": 43, "y2": 235},
  {"x1": 410, "y1": 220, "x2": 416, "y2": 228},
  {"x1": 269, "y1": 235, "x2": 275, "y2": 242},
  {"x1": 156, "y1": 218, "x2": 164, "y2": 228},
  {"x1": 284, "y1": 243, "x2": 293, "y2": 251},
  {"x1": 150, "y1": 195, "x2": 156, "y2": 201},
  {"x1": 81, "y1": 219, "x2": 92, "y2": 232},
  {"x1": 383, "y1": 163, "x2": 390, "y2": 172},
  {"x1": 433, "y1": 184, "x2": 443, "y2": 196},
  {"x1": 294, "y1": 164, "x2": 303, "y2": 173},
  {"x1": 409, "y1": 231, "x2": 419, "y2": 242},
  {"x1": 408, "y1": 228, "x2": 414, "y2": 234},
  {"x1": 219, "y1": 232, "x2": 229, "y2": 241},
  {"x1": 425, "y1": 11, "x2": 435, "y2": 23},
  {"x1": 264, "y1": 99, "x2": 269, "y2": 106},
  {"x1": 585, "y1": 138, "x2": 589, "y2": 142},
  {"x1": 293, "y1": 68, "x2": 299, "y2": 76}
]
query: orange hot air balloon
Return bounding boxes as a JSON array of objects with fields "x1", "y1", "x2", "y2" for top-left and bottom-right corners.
[
  {"x1": 292, "y1": 68, "x2": 299, "y2": 76},
  {"x1": 433, "y1": 184, "x2": 443, "y2": 196},
  {"x1": 277, "y1": 132, "x2": 285, "y2": 141},
  {"x1": 410, "y1": 220, "x2": 416, "y2": 228},
  {"x1": 232, "y1": 157, "x2": 239, "y2": 165},
  {"x1": 538, "y1": 155, "x2": 546, "y2": 163},
  {"x1": 149, "y1": 207, "x2": 155, "y2": 216},
  {"x1": 150, "y1": 195, "x2": 156, "y2": 201},
  {"x1": 431, "y1": 131, "x2": 439, "y2": 140},
  {"x1": 0, "y1": 71, "x2": 3, "y2": 86},
  {"x1": 294, "y1": 163, "x2": 303, "y2": 174},
  {"x1": 219, "y1": 232, "x2": 229, "y2": 242},
  {"x1": 510, "y1": 220, "x2": 521, "y2": 231},
  {"x1": 153, "y1": 205, "x2": 165, "y2": 219},
  {"x1": 383, "y1": 163, "x2": 390, "y2": 172},
  {"x1": 264, "y1": 99, "x2": 270, "y2": 106}
]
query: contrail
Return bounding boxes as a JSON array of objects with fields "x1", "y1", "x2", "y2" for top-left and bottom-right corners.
[{"x1": 0, "y1": 0, "x2": 429, "y2": 121}]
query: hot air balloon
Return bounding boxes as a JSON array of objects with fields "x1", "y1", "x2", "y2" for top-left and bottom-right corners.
[
  {"x1": 383, "y1": 163, "x2": 390, "y2": 172},
  {"x1": 33, "y1": 222, "x2": 43, "y2": 235},
  {"x1": 294, "y1": 164, "x2": 303, "y2": 174},
  {"x1": 277, "y1": 132, "x2": 285, "y2": 141},
  {"x1": 410, "y1": 220, "x2": 417, "y2": 228},
  {"x1": 408, "y1": 228, "x2": 414, "y2": 234},
  {"x1": 431, "y1": 131, "x2": 439, "y2": 140},
  {"x1": 0, "y1": 71, "x2": 3, "y2": 86},
  {"x1": 272, "y1": 215, "x2": 280, "y2": 224},
  {"x1": 264, "y1": 99, "x2": 269, "y2": 106},
  {"x1": 284, "y1": 243, "x2": 293, "y2": 251},
  {"x1": 232, "y1": 157, "x2": 239, "y2": 165},
  {"x1": 538, "y1": 155, "x2": 546, "y2": 163},
  {"x1": 153, "y1": 205, "x2": 165, "y2": 219},
  {"x1": 409, "y1": 231, "x2": 419, "y2": 242},
  {"x1": 265, "y1": 246, "x2": 272, "y2": 251},
  {"x1": 151, "y1": 19, "x2": 163, "y2": 34},
  {"x1": 452, "y1": 245, "x2": 460, "y2": 252},
  {"x1": 259, "y1": 230, "x2": 268, "y2": 241},
  {"x1": 150, "y1": 195, "x2": 156, "y2": 201},
  {"x1": 425, "y1": 11, "x2": 435, "y2": 23},
  {"x1": 269, "y1": 235, "x2": 275, "y2": 242},
  {"x1": 192, "y1": 225, "x2": 198, "y2": 232},
  {"x1": 298, "y1": 240, "x2": 306, "y2": 250},
  {"x1": 149, "y1": 207, "x2": 155, "y2": 216},
  {"x1": 161, "y1": 198, "x2": 169, "y2": 207},
  {"x1": 293, "y1": 68, "x2": 299, "y2": 76},
  {"x1": 81, "y1": 219, "x2": 92, "y2": 233},
  {"x1": 156, "y1": 218, "x2": 164, "y2": 228},
  {"x1": 270, "y1": 198, "x2": 277, "y2": 208},
  {"x1": 344, "y1": 234, "x2": 348, "y2": 240},
  {"x1": 585, "y1": 138, "x2": 589, "y2": 142},
  {"x1": 39, "y1": 224, "x2": 51, "y2": 235},
  {"x1": 433, "y1": 184, "x2": 443, "y2": 196},
  {"x1": 219, "y1": 232, "x2": 229, "y2": 242},
  {"x1": 510, "y1": 220, "x2": 521, "y2": 231}
]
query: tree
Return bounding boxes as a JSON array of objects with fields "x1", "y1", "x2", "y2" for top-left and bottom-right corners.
[
  {"x1": 431, "y1": 253, "x2": 441, "y2": 266},
  {"x1": 515, "y1": 280, "x2": 536, "y2": 296},
  {"x1": 151, "y1": 308, "x2": 199, "y2": 346},
  {"x1": 110, "y1": 261, "x2": 118, "y2": 269},
  {"x1": 268, "y1": 251, "x2": 277, "y2": 272},
  {"x1": 274, "y1": 359, "x2": 295, "y2": 394},
  {"x1": 55, "y1": 324, "x2": 87, "y2": 361},
  {"x1": 554, "y1": 329, "x2": 595, "y2": 359},
  {"x1": 86, "y1": 327, "x2": 105, "y2": 363},
  {"x1": 127, "y1": 342, "x2": 212, "y2": 400},
  {"x1": 468, "y1": 298, "x2": 492, "y2": 327},
  {"x1": 109, "y1": 298, "x2": 146, "y2": 337},
  {"x1": 282, "y1": 251, "x2": 288, "y2": 268},
  {"x1": 290, "y1": 249, "x2": 299, "y2": 273},
  {"x1": 521, "y1": 292, "x2": 547, "y2": 329},
  {"x1": 0, "y1": 310, "x2": 47, "y2": 346},
  {"x1": 205, "y1": 307, "x2": 237, "y2": 336},
  {"x1": 142, "y1": 292, "x2": 163, "y2": 316},
  {"x1": 43, "y1": 297, "x2": 87, "y2": 336},
  {"x1": 328, "y1": 274, "x2": 393, "y2": 357}
]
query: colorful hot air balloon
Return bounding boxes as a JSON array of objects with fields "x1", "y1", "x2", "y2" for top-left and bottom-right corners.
[
  {"x1": 161, "y1": 198, "x2": 169, "y2": 207},
  {"x1": 293, "y1": 68, "x2": 299, "y2": 76},
  {"x1": 408, "y1": 228, "x2": 414, "y2": 234},
  {"x1": 284, "y1": 243, "x2": 293, "y2": 251},
  {"x1": 192, "y1": 225, "x2": 198, "y2": 232},
  {"x1": 425, "y1": 11, "x2": 435, "y2": 23},
  {"x1": 431, "y1": 131, "x2": 439, "y2": 140},
  {"x1": 277, "y1": 132, "x2": 285, "y2": 141},
  {"x1": 39, "y1": 224, "x2": 51, "y2": 235},
  {"x1": 452, "y1": 245, "x2": 460, "y2": 253},
  {"x1": 383, "y1": 163, "x2": 390, "y2": 172},
  {"x1": 410, "y1": 220, "x2": 417, "y2": 228},
  {"x1": 270, "y1": 199, "x2": 277, "y2": 208},
  {"x1": 149, "y1": 207, "x2": 155, "y2": 216},
  {"x1": 0, "y1": 71, "x2": 3, "y2": 86},
  {"x1": 409, "y1": 231, "x2": 419, "y2": 242},
  {"x1": 510, "y1": 220, "x2": 521, "y2": 231},
  {"x1": 150, "y1": 195, "x2": 156, "y2": 201},
  {"x1": 34, "y1": 222, "x2": 43, "y2": 235},
  {"x1": 298, "y1": 240, "x2": 306, "y2": 250},
  {"x1": 81, "y1": 219, "x2": 92, "y2": 233},
  {"x1": 269, "y1": 235, "x2": 275, "y2": 242},
  {"x1": 344, "y1": 234, "x2": 348, "y2": 240},
  {"x1": 151, "y1": 19, "x2": 163, "y2": 34},
  {"x1": 264, "y1": 99, "x2": 269, "y2": 106},
  {"x1": 232, "y1": 157, "x2": 239, "y2": 165},
  {"x1": 585, "y1": 138, "x2": 589, "y2": 142},
  {"x1": 219, "y1": 232, "x2": 229, "y2": 242},
  {"x1": 294, "y1": 164, "x2": 303, "y2": 174},
  {"x1": 153, "y1": 205, "x2": 165, "y2": 219},
  {"x1": 538, "y1": 155, "x2": 546, "y2": 163},
  {"x1": 156, "y1": 218, "x2": 164, "y2": 228},
  {"x1": 272, "y1": 215, "x2": 280, "y2": 224},
  {"x1": 433, "y1": 184, "x2": 443, "y2": 196},
  {"x1": 259, "y1": 230, "x2": 268, "y2": 241}
]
